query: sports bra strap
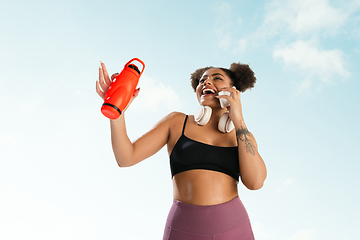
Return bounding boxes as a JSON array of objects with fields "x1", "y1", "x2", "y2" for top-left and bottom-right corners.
[{"x1": 182, "y1": 115, "x2": 188, "y2": 135}]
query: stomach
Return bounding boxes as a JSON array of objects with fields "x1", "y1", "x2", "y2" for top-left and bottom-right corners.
[{"x1": 172, "y1": 169, "x2": 239, "y2": 206}]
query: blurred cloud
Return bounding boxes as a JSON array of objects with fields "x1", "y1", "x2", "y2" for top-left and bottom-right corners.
[
  {"x1": 283, "y1": 178, "x2": 295, "y2": 187},
  {"x1": 0, "y1": 94, "x2": 11, "y2": 104},
  {"x1": 21, "y1": 97, "x2": 42, "y2": 113},
  {"x1": 0, "y1": 93, "x2": 42, "y2": 117},
  {"x1": 264, "y1": 0, "x2": 348, "y2": 36},
  {"x1": 233, "y1": 0, "x2": 359, "y2": 93},
  {"x1": 252, "y1": 221, "x2": 275, "y2": 240},
  {"x1": 0, "y1": 188, "x2": 99, "y2": 240},
  {"x1": 277, "y1": 177, "x2": 295, "y2": 194},
  {"x1": 213, "y1": 1, "x2": 234, "y2": 50},
  {"x1": 273, "y1": 39, "x2": 350, "y2": 91},
  {"x1": 236, "y1": 38, "x2": 247, "y2": 54},
  {"x1": 287, "y1": 229, "x2": 317, "y2": 240},
  {"x1": 0, "y1": 134, "x2": 17, "y2": 147},
  {"x1": 131, "y1": 75, "x2": 183, "y2": 113}
]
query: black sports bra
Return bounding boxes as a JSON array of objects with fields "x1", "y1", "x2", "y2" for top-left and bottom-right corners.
[{"x1": 170, "y1": 115, "x2": 240, "y2": 181}]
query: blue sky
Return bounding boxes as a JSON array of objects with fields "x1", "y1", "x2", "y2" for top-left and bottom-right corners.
[{"x1": 1, "y1": 0, "x2": 359, "y2": 239}]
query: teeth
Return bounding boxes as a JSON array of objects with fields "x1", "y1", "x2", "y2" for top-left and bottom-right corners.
[{"x1": 202, "y1": 88, "x2": 215, "y2": 94}]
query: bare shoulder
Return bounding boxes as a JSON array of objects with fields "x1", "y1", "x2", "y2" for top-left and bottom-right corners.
[
  {"x1": 169, "y1": 111, "x2": 186, "y2": 120},
  {"x1": 163, "y1": 112, "x2": 187, "y2": 152},
  {"x1": 161, "y1": 111, "x2": 186, "y2": 125},
  {"x1": 151, "y1": 111, "x2": 186, "y2": 133}
]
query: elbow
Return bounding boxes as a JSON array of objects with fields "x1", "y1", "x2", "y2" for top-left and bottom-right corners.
[
  {"x1": 117, "y1": 162, "x2": 134, "y2": 168},
  {"x1": 117, "y1": 163, "x2": 127, "y2": 168},
  {"x1": 116, "y1": 158, "x2": 133, "y2": 168},
  {"x1": 242, "y1": 177, "x2": 266, "y2": 190},
  {"x1": 245, "y1": 182, "x2": 264, "y2": 190}
]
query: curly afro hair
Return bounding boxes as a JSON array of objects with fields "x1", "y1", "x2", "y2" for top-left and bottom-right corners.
[{"x1": 190, "y1": 62, "x2": 256, "y2": 93}]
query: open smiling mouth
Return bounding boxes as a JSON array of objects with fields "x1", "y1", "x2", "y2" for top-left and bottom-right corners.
[{"x1": 202, "y1": 88, "x2": 216, "y2": 96}]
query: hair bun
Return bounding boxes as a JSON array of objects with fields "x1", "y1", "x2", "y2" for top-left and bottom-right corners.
[{"x1": 229, "y1": 63, "x2": 256, "y2": 92}]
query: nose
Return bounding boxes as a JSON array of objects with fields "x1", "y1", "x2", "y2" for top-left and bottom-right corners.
[{"x1": 203, "y1": 78, "x2": 212, "y2": 85}]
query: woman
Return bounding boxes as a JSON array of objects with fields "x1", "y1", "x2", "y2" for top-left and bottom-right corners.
[{"x1": 96, "y1": 61, "x2": 267, "y2": 240}]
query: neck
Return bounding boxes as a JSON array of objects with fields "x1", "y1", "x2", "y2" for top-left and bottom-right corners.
[{"x1": 207, "y1": 107, "x2": 227, "y2": 128}]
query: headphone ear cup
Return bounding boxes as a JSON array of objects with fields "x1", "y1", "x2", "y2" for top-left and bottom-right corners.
[
  {"x1": 218, "y1": 112, "x2": 235, "y2": 133},
  {"x1": 195, "y1": 106, "x2": 212, "y2": 126}
]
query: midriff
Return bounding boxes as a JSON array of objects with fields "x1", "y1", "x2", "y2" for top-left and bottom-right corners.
[{"x1": 172, "y1": 169, "x2": 239, "y2": 206}]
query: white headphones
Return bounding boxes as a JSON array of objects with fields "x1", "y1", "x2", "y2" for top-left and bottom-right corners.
[{"x1": 194, "y1": 91, "x2": 234, "y2": 133}]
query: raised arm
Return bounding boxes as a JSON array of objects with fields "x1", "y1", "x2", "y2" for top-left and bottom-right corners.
[
  {"x1": 110, "y1": 113, "x2": 171, "y2": 167},
  {"x1": 96, "y1": 61, "x2": 171, "y2": 167}
]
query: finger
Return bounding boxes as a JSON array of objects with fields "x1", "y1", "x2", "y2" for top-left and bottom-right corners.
[
  {"x1": 216, "y1": 95, "x2": 234, "y2": 102},
  {"x1": 220, "y1": 88, "x2": 240, "y2": 99},
  {"x1": 96, "y1": 81, "x2": 105, "y2": 100},
  {"x1": 111, "y1": 73, "x2": 119, "y2": 81},
  {"x1": 221, "y1": 87, "x2": 239, "y2": 94},
  {"x1": 99, "y1": 67, "x2": 109, "y2": 92},
  {"x1": 99, "y1": 66, "x2": 105, "y2": 85},
  {"x1": 100, "y1": 61, "x2": 112, "y2": 86},
  {"x1": 133, "y1": 87, "x2": 140, "y2": 98}
]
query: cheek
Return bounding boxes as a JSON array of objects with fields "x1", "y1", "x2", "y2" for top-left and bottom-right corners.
[
  {"x1": 195, "y1": 86, "x2": 202, "y2": 94},
  {"x1": 216, "y1": 82, "x2": 229, "y2": 90}
]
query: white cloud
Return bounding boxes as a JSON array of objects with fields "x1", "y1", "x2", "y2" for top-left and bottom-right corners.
[
  {"x1": 22, "y1": 98, "x2": 42, "y2": 113},
  {"x1": 1, "y1": 94, "x2": 42, "y2": 115},
  {"x1": 283, "y1": 178, "x2": 295, "y2": 187},
  {"x1": 273, "y1": 39, "x2": 350, "y2": 90},
  {"x1": 0, "y1": 134, "x2": 17, "y2": 147},
  {"x1": 277, "y1": 177, "x2": 295, "y2": 194},
  {"x1": 237, "y1": 38, "x2": 248, "y2": 53},
  {"x1": 264, "y1": 0, "x2": 348, "y2": 36},
  {"x1": 0, "y1": 94, "x2": 11, "y2": 104},
  {"x1": 238, "y1": 0, "x2": 357, "y2": 93},
  {"x1": 131, "y1": 75, "x2": 183, "y2": 113},
  {"x1": 287, "y1": 229, "x2": 317, "y2": 240},
  {"x1": 0, "y1": 188, "x2": 99, "y2": 240},
  {"x1": 213, "y1": 2, "x2": 235, "y2": 50},
  {"x1": 252, "y1": 221, "x2": 275, "y2": 240},
  {"x1": 219, "y1": 33, "x2": 232, "y2": 49}
]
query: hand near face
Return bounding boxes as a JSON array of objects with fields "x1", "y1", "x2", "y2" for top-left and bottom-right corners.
[{"x1": 216, "y1": 87, "x2": 244, "y2": 124}]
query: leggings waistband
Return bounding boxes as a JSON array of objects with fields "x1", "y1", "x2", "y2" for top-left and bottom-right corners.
[{"x1": 166, "y1": 196, "x2": 250, "y2": 235}]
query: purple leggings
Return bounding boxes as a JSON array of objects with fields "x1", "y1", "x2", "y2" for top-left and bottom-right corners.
[{"x1": 163, "y1": 196, "x2": 255, "y2": 240}]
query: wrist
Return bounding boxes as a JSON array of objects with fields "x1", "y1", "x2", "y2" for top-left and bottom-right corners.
[{"x1": 233, "y1": 118, "x2": 246, "y2": 129}]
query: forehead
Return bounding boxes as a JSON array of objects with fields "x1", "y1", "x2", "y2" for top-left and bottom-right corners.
[{"x1": 201, "y1": 68, "x2": 227, "y2": 78}]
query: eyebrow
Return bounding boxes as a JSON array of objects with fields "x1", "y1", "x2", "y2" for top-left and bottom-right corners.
[
  {"x1": 212, "y1": 73, "x2": 225, "y2": 77},
  {"x1": 201, "y1": 73, "x2": 225, "y2": 78}
]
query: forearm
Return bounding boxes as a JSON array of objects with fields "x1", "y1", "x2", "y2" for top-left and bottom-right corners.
[
  {"x1": 110, "y1": 114, "x2": 135, "y2": 167},
  {"x1": 235, "y1": 120, "x2": 267, "y2": 190}
]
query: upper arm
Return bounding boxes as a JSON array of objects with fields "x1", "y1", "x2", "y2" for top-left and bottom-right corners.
[{"x1": 129, "y1": 112, "x2": 180, "y2": 166}]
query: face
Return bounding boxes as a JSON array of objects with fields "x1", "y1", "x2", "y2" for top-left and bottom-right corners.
[{"x1": 196, "y1": 68, "x2": 232, "y2": 107}]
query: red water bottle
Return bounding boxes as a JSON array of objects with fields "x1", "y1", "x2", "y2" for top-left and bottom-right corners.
[{"x1": 101, "y1": 58, "x2": 145, "y2": 119}]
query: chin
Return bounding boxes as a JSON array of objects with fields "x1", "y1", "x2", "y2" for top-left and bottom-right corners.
[{"x1": 200, "y1": 100, "x2": 220, "y2": 109}]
